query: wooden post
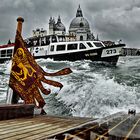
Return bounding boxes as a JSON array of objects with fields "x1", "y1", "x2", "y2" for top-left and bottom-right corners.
[
  {"x1": 10, "y1": 17, "x2": 24, "y2": 104},
  {"x1": 16, "y1": 17, "x2": 24, "y2": 34}
]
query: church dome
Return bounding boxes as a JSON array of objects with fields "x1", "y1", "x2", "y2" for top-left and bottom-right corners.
[
  {"x1": 69, "y1": 5, "x2": 90, "y2": 32},
  {"x1": 54, "y1": 16, "x2": 66, "y2": 31},
  {"x1": 69, "y1": 17, "x2": 90, "y2": 31}
]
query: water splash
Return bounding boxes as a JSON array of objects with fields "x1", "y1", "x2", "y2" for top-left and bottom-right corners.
[{"x1": 0, "y1": 57, "x2": 140, "y2": 118}]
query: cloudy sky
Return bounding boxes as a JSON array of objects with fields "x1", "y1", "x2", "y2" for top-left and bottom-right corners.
[{"x1": 0, "y1": 0, "x2": 140, "y2": 48}]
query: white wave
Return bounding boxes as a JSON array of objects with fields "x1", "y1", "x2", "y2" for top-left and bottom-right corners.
[
  {"x1": 0, "y1": 58, "x2": 140, "y2": 119},
  {"x1": 2, "y1": 60, "x2": 12, "y2": 75},
  {"x1": 57, "y1": 70, "x2": 139, "y2": 118},
  {"x1": 36, "y1": 58, "x2": 140, "y2": 118}
]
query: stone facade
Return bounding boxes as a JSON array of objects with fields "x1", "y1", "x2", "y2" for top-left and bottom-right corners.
[
  {"x1": 49, "y1": 16, "x2": 66, "y2": 35},
  {"x1": 33, "y1": 5, "x2": 95, "y2": 41},
  {"x1": 69, "y1": 5, "x2": 94, "y2": 41},
  {"x1": 33, "y1": 28, "x2": 47, "y2": 37}
]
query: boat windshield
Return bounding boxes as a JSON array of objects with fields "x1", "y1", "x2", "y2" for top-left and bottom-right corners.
[
  {"x1": 79, "y1": 43, "x2": 86, "y2": 49},
  {"x1": 87, "y1": 42, "x2": 93, "y2": 48},
  {"x1": 93, "y1": 42, "x2": 104, "y2": 48}
]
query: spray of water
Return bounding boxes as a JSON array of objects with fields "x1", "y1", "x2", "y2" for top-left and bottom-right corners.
[{"x1": 0, "y1": 57, "x2": 140, "y2": 118}]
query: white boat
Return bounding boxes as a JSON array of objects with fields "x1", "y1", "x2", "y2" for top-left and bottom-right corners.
[{"x1": 0, "y1": 35, "x2": 125, "y2": 65}]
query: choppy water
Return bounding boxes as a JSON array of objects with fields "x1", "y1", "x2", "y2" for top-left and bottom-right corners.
[{"x1": 0, "y1": 56, "x2": 140, "y2": 118}]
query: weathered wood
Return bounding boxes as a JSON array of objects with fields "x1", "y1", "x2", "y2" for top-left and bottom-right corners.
[
  {"x1": 0, "y1": 115, "x2": 94, "y2": 140},
  {"x1": 16, "y1": 17, "x2": 24, "y2": 35},
  {"x1": 0, "y1": 104, "x2": 34, "y2": 120},
  {"x1": 0, "y1": 107, "x2": 139, "y2": 140}
]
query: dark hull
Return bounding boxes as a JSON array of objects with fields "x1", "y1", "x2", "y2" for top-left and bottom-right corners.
[
  {"x1": 46, "y1": 49, "x2": 119, "y2": 65},
  {"x1": 35, "y1": 45, "x2": 124, "y2": 65}
]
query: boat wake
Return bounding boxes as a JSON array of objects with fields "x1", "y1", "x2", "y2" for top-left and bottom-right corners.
[{"x1": 0, "y1": 57, "x2": 140, "y2": 118}]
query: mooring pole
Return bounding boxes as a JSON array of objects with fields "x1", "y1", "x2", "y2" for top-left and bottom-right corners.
[
  {"x1": 16, "y1": 17, "x2": 24, "y2": 34},
  {"x1": 9, "y1": 17, "x2": 24, "y2": 104}
]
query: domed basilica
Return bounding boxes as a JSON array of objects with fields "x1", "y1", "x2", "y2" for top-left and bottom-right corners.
[
  {"x1": 69, "y1": 5, "x2": 94, "y2": 41},
  {"x1": 33, "y1": 5, "x2": 94, "y2": 41}
]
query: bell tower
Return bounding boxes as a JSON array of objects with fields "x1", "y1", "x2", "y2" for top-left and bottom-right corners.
[{"x1": 49, "y1": 17, "x2": 55, "y2": 35}]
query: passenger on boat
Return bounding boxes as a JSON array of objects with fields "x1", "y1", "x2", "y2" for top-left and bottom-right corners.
[{"x1": 128, "y1": 109, "x2": 136, "y2": 115}]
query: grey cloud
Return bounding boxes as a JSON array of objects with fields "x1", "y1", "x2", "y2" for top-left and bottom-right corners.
[
  {"x1": 0, "y1": 0, "x2": 140, "y2": 48},
  {"x1": 84, "y1": 0, "x2": 140, "y2": 47}
]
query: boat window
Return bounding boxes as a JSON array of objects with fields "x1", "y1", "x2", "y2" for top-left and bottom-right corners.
[
  {"x1": 87, "y1": 42, "x2": 93, "y2": 47},
  {"x1": 1, "y1": 50, "x2": 6, "y2": 57},
  {"x1": 36, "y1": 38, "x2": 40, "y2": 46},
  {"x1": 50, "y1": 45, "x2": 54, "y2": 51},
  {"x1": 58, "y1": 36, "x2": 66, "y2": 42},
  {"x1": 52, "y1": 36, "x2": 57, "y2": 43},
  {"x1": 93, "y1": 42, "x2": 104, "y2": 48},
  {"x1": 7, "y1": 49, "x2": 12, "y2": 57},
  {"x1": 33, "y1": 40, "x2": 38, "y2": 46},
  {"x1": 67, "y1": 44, "x2": 77, "y2": 50},
  {"x1": 41, "y1": 37, "x2": 46, "y2": 46},
  {"x1": 59, "y1": 37, "x2": 63, "y2": 42},
  {"x1": 28, "y1": 39, "x2": 34, "y2": 47},
  {"x1": 79, "y1": 43, "x2": 86, "y2": 49},
  {"x1": 46, "y1": 36, "x2": 50, "y2": 45},
  {"x1": 56, "y1": 45, "x2": 66, "y2": 51}
]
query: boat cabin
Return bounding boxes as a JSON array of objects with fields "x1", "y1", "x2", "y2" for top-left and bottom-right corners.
[
  {"x1": 48, "y1": 41, "x2": 105, "y2": 56},
  {"x1": 0, "y1": 44, "x2": 14, "y2": 59},
  {"x1": 25, "y1": 35, "x2": 66, "y2": 48},
  {"x1": 0, "y1": 34, "x2": 107, "y2": 62}
]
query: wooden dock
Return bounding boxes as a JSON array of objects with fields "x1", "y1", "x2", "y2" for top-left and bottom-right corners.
[
  {"x1": 0, "y1": 115, "x2": 94, "y2": 140},
  {"x1": 0, "y1": 104, "x2": 140, "y2": 140},
  {"x1": 0, "y1": 104, "x2": 96, "y2": 139}
]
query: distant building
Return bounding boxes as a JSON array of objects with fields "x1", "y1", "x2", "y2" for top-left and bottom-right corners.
[
  {"x1": 32, "y1": 5, "x2": 94, "y2": 41},
  {"x1": 49, "y1": 16, "x2": 66, "y2": 35},
  {"x1": 121, "y1": 48, "x2": 140, "y2": 56},
  {"x1": 33, "y1": 28, "x2": 47, "y2": 37},
  {"x1": 31, "y1": 5, "x2": 140, "y2": 56},
  {"x1": 68, "y1": 5, "x2": 94, "y2": 41}
]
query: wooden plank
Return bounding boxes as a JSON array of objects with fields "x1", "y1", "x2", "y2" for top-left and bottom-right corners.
[
  {"x1": 23, "y1": 128, "x2": 68, "y2": 140},
  {"x1": 0, "y1": 115, "x2": 94, "y2": 140},
  {"x1": 0, "y1": 123, "x2": 46, "y2": 135},
  {"x1": 14, "y1": 121, "x2": 87, "y2": 140},
  {"x1": 1, "y1": 119, "x2": 78, "y2": 139},
  {"x1": 3, "y1": 121, "x2": 74, "y2": 140},
  {"x1": 22, "y1": 124, "x2": 80, "y2": 140},
  {"x1": 0, "y1": 121, "x2": 36, "y2": 130},
  {"x1": 19, "y1": 124, "x2": 79, "y2": 140},
  {"x1": 2, "y1": 124, "x2": 53, "y2": 140},
  {"x1": 0, "y1": 123, "x2": 49, "y2": 139},
  {"x1": 6, "y1": 124, "x2": 64, "y2": 140}
]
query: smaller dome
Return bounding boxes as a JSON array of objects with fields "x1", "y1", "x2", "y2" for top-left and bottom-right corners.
[
  {"x1": 54, "y1": 23, "x2": 65, "y2": 31},
  {"x1": 54, "y1": 16, "x2": 66, "y2": 31}
]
